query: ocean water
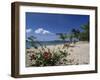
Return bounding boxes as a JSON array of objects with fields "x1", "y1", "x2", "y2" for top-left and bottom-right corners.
[{"x1": 26, "y1": 40, "x2": 70, "y2": 49}]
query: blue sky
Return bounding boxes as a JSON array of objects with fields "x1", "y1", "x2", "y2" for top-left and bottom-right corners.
[{"x1": 26, "y1": 12, "x2": 89, "y2": 41}]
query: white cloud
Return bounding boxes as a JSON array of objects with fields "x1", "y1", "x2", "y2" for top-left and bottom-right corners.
[
  {"x1": 34, "y1": 28, "x2": 52, "y2": 34},
  {"x1": 42, "y1": 30, "x2": 51, "y2": 34},
  {"x1": 34, "y1": 28, "x2": 43, "y2": 34},
  {"x1": 26, "y1": 28, "x2": 32, "y2": 33}
]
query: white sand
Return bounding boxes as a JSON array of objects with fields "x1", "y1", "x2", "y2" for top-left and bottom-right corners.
[{"x1": 67, "y1": 42, "x2": 89, "y2": 64}]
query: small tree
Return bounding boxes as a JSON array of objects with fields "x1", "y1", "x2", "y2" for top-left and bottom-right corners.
[{"x1": 27, "y1": 36, "x2": 38, "y2": 49}]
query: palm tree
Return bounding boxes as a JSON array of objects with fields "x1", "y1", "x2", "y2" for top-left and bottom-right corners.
[
  {"x1": 71, "y1": 28, "x2": 81, "y2": 43},
  {"x1": 80, "y1": 23, "x2": 89, "y2": 41},
  {"x1": 58, "y1": 33, "x2": 67, "y2": 41},
  {"x1": 69, "y1": 34, "x2": 73, "y2": 43},
  {"x1": 75, "y1": 29, "x2": 80, "y2": 41}
]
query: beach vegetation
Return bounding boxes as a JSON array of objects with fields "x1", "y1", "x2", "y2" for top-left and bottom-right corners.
[{"x1": 27, "y1": 44, "x2": 74, "y2": 66}]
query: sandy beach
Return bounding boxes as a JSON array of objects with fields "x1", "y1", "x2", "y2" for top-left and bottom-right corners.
[
  {"x1": 26, "y1": 41, "x2": 89, "y2": 66},
  {"x1": 66, "y1": 41, "x2": 89, "y2": 65}
]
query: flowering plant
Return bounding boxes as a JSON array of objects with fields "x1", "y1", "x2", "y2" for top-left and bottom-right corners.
[{"x1": 27, "y1": 44, "x2": 74, "y2": 67}]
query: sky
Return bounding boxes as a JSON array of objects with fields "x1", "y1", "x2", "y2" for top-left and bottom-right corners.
[{"x1": 26, "y1": 12, "x2": 89, "y2": 41}]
